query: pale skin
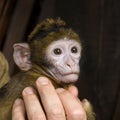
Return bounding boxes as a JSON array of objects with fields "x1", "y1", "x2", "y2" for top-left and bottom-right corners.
[{"x1": 12, "y1": 77, "x2": 87, "y2": 120}]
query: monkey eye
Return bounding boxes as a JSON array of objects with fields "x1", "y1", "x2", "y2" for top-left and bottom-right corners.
[
  {"x1": 71, "y1": 46, "x2": 78, "y2": 53},
  {"x1": 53, "y1": 48, "x2": 62, "y2": 55}
]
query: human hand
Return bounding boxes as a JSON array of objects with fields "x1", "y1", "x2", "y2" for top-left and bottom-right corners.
[{"x1": 12, "y1": 77, "x2": 86, "y2": 120}]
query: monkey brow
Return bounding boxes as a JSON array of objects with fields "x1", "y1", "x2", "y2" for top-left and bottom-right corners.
[{"x1": 28, "y1": 25, "x2": 69, "y2": 42}]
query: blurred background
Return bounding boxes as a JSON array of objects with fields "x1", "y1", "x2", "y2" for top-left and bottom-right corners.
[{"x1": 0, "y1": 0, "x2": 120, "y2": 119}]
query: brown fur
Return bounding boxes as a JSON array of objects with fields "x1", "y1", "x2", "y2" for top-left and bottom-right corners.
[{"x1": 0, "y1": 52, "x2": 10, "y2": 88}]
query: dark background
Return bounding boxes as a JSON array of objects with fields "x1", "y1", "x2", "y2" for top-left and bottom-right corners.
[{"x1": 0, "y1": 0, "x2": 120, "y2": 119}]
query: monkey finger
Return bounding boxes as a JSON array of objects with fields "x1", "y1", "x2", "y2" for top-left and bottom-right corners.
[
  {"x1": 22, "y1": 87, "x2": 46, "y2": 120},
  {"x1": 56, "y1": 88, "x2": 87, "y2": 120},
  {"x1": 12, "y1": 98, "x2": 25, "y2": 120}
]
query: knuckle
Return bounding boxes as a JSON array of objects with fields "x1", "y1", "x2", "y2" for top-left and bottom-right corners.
[
  {"x1": 69, "y1": 109, "x2": 86, "y2": 120},
  {"x1": 48, "y1": 107, "x2": 64, "y2": 118}
]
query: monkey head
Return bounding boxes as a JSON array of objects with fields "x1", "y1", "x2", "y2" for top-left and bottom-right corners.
[{"x1": 13, "y1": 18, "x2": 82, "y2": 84}]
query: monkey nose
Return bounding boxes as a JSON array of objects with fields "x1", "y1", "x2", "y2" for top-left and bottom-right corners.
[
  {"x1": 66, "y1": 63, "x2": 74, "y2": 68},
  {"x1": 66, "y1": 59, "x2": 74, "y2": 68},
  {"x1": 67, "y1": 63, "x2": 71, "y2": 67}
]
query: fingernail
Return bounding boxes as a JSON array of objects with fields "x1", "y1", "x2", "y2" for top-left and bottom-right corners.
[
  {"x1": 14, "y1": 98, "x2": 22, "y2": 105},
  {"x1": 37, "y1": 77, "x2": 49, "y2": 85},
  {"x1": 56, "y1": 88, "x2": 65, "y2": 93},
  {"x1": 23, "y1": 87, "x2": 34, "y2": 95}
]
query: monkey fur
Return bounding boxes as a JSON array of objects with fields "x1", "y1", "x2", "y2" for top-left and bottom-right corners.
[
  {"x1": 0, "y1": 52, "x2": 10, "y2": 88},
  {"x1": 0, "y1": 18, "x2": 95, "y2": 120}
]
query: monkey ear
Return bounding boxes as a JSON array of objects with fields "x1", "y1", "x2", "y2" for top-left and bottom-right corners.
[{"x1": 13, "y1": 43, "x2": 32, "y2": 71}]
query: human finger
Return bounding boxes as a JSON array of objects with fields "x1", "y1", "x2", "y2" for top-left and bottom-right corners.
[
  {"x1": 36, "y1": 77, "x2": 66, "y2": 120},
  {"x1": 12, "y1": 98, "x2": 25, "y2": 120},
  {"x1": 22, "y1": 87, "x2": 46, "y2": 120},
  {"x1": 67, "y1": 85, "x2": 78, "y2": 97},
  {"x1": 56, "y1": 88, "x2": 87, "y2": 120}
]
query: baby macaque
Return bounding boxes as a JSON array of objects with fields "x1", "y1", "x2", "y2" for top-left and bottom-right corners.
[{"x1": 0, "y1": 18, "x2": 95, "y2": 120}]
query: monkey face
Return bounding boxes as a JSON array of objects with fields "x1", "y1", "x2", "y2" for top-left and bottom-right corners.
[{"x1": 45, "y1": 38, "x2": 82, "y2": 83}]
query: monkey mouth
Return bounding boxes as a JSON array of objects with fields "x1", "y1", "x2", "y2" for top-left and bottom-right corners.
[
  {"x1": 63, "y1": 72, "x2": 79, "y2": 76},
  {"x1": 60, "y1": 72, "x2": 79, "y2": 83}
]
